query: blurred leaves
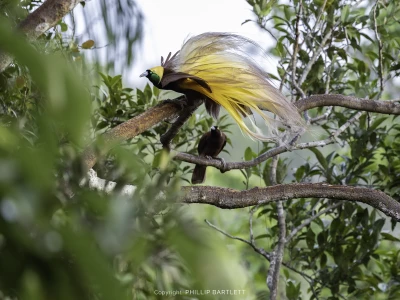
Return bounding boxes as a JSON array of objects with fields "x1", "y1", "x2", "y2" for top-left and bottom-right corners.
[
  {"x1": 78, "y1": 0, "x2": 144, "y2": 73},
  {"x1": 1, "y1": 0, "x2": 400, "y2": 300},
  {"x1": 0, "y1": 3, "x2": 241, "y2": 300}
]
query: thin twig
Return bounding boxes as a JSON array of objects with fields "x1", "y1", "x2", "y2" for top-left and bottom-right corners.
[
  {"x1": 292, "y1": 0, "x2": 306, "y2": 99},
  {"x1": 249, "y1": 204, "x2": 260, "y2": 246},
  {"x1": 205, "y1": 219, "x2": 317, "y2": 283},
  {"x1": 285, "y1": 201, "x2": 342, "y2": 243},
  {"x1": 205, "y1": 219, "x2": 321, "y2": 298},
  {"x1": 310, "y1": 106, "x2": 333, "y2": 123},
  {"x1": 299, "y1": 22, "x2": 339, "y2": 86},
  {"x1": 373, "y1": 1, "x2": 384, "y2": 96},
  {"x1": 310, "y1": 44, "x2": 334, "y2": 124},
  {"x1": 312, "y1": 0, "x2": 328, "y2": 34},
  {"x1": 205, "y1": 219, "x2": 270, "y2": 259}
]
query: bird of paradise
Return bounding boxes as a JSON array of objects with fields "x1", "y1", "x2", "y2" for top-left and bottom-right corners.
[{"x1": 140, "y1": 32, "x2": 304, "y2": 141}]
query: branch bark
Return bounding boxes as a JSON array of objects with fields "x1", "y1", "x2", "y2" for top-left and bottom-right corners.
[
  {"x1": 1, "y1": 0, "x2": 82, "y2": 72},
  {"x1": 266, "y1": 156, "x2": 285, "y2": 300},
  {"x1": 181, "y1": 184, "x2": 400, "y2": 221},
  {"x1": 82, "y1": 98, "x2": 185, "y2": 169},
  {"x1": 295, "y1": 94, "x2": 400, "y2": 114}
]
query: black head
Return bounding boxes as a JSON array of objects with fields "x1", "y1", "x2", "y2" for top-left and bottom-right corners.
[{"x1": 139, "y1": 67, "x2": 163, "y2": 86}]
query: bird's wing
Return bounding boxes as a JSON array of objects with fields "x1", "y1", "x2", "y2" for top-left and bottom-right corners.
[
  {"x1": 220, "y1": 133, "x2": 227, "y2": 154},
  {"x1": 215, "y1": 132, "x2": 227, "y2": 156},
  {"x1": 161, "y1": 71, "x2": 212, "y2": 93},
  {"x1": 197, "y1": 132, "x2": 210, "y2": 155}
]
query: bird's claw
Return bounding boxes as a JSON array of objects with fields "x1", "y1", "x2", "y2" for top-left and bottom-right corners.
[
  {"x1": 216, "y1": 157, "x2": 227, "y2": 173},
  {"x1": 161, "y1": 98, "x2": 188, "y2": 110}
]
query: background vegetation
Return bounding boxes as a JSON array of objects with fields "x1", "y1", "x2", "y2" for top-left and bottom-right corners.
[{"x1": 0, "y1": 0, "x2": 400, "y2": 299}]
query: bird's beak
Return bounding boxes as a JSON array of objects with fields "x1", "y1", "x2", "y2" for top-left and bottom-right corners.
[{"x1": 139, "y1": 71, "x2": 149, "y2": 78}]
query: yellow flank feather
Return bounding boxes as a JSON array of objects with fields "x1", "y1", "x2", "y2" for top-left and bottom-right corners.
[{"x1": 149, "y1": 32, "x2": 305, "y2": 141}]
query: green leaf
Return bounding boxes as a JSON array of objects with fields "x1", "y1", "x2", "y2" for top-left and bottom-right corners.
[
  {"x1": 255, "y1": 234, "x2": 270, "y2": 240},
  {"x1": 244, "y1": 147, "x2": 256, "y2": 161},
  {"x1": 81, "y1": 39, "x2": 95, "y2": 49},
  {"x1": 286, "y1": 281, "x2": 301, "y2": 300},
  {"x1": 294, "y1": 166, "x2": 305, "y2": 182},
  {"x1": 370, "y1": 117, "x2": 386, "y2": 130},
  {"x1": 143, "y1": 83, "x2": 153, "y2": 101},
  {"x1": 283, "y1": 5, "x2": 292, "y2": 21},
  {"x1": 152, "y1": 149, "x2": 170, "y2": 170},
  {"x1": 381, "y1": 233, "x2": 400, "y2": 242},
  {"x1": 60, "y1": 22, "x2": 68, "y2": 32},
  {"x1": 308, "y1": 148, "x2": 328, "y2": 170},
  {"x1": 341, "y1": 5, "x2": 350, "y2": 23}
]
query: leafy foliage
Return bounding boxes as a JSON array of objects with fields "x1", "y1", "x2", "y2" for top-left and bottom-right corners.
[
  {"x1": 1, "y1": 0, "x2": 400, "y2": 299},
  {"x1": 241, "y1": 0, "x2": 400, "y2": 298},
  {"x1": 0, "y1": 2, "x2": 240, "y2": 300}
]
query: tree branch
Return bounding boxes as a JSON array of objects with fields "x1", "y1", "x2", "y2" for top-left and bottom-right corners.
[
  {"x1": 181, "y1": 183, "x2": 400, "y2": 221},
  {"x1": 266, "y1": 156, "x2": 285, "y2": 300},
  {"x1": 298, "y1": 22, "x2": 337, "y2": 86},
  {"x1": 82, "y1": 98, "x2": 185, "y2": 169},
  {"x1": 291, "y1": 0, "x2": 306, "y2": 100},
  {"x1": 172, "y1": 130, "x2": 347, "y2": 172},
  {"x1": 1, "y1": 0, "x2": 82, "y2": 72},
  {"x1": 267, "y1": 201, "x2": 285, "y2": 298},
  {"x1": 373, "y1": 1, "x2": 384, "y2": 95},
  {"x1": 295, "y1": 94, "x2": 400, "y2": 114}
]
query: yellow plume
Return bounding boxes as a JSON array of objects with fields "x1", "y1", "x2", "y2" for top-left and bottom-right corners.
[{"x1": 144, "y1": 32, "x2": 305, "y2": 141}]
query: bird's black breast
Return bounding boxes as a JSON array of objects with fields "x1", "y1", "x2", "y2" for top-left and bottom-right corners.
[{"x1": 198, "y1": 130, "x2": 226, "y2": 158}]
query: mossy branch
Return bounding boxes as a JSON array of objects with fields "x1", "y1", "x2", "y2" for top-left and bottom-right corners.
[
  {"x1": 181, "y1": 184, "x2": 400, "y2": 221},
  {"x1": 1, "y1": 0, "x2": 82, "y2": 72}
]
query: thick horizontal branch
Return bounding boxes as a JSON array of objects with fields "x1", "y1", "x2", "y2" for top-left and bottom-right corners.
[
  {"x1": 83, "y1": 170, "x2": 400, "y2": 221},
  {"x1": 296, "y1": 94, "x2": 400, "y2": 114},
  {"x1": 1, "y1": 0, "x2": 81, "y2": 72},
  {"x1": 82, "y1": 98, "x2": 185, "y2": 169},
  {"x1": 181, "y1": 183, "x2": 400, "y2": 221}
]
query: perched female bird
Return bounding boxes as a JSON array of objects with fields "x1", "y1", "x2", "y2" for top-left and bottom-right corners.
[
  {"x1": 192, "y1": 126, "x2": 227, "y2": 184},
  {"x1": 140, "y1": 32, "x2": 304, "y2": 141}
]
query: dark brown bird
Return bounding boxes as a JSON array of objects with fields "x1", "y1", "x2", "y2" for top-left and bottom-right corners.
[{"x1": 191, "y1": 126, "x2": 227, "y2": 184}]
